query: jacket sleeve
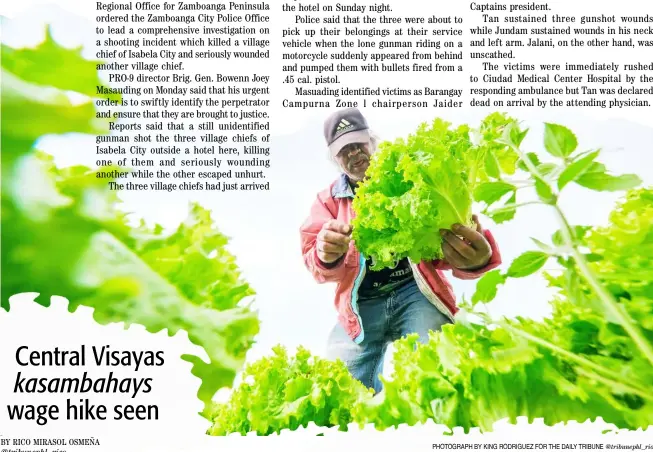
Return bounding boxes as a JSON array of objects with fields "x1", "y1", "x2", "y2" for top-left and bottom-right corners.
[
  {"x1": 300, "y1": 195, "x2": 351, "y2": 284},
  {"x1": 432, "y1": 228, "x2": 502, "y2": 280}
]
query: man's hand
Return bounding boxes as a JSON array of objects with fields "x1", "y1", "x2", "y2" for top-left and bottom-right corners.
[
  {"x1": 316, "y1": 220, "x2": 352, "y2": 264},
  {"x1": 440, "y1": 215, "x2": 492, "y2": 271}
]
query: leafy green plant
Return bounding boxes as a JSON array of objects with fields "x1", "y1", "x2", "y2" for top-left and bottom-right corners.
[
  {"x1": 351, "y1": 122, "x2": 652, "y2": 432},
  {"x1": 208, "y1": 118, "x2": 652, "y2": 435},
  {"x1": 351, "y1": 113, "x2": 521, "y2": 270},
  {"x1": 207, "y1": 346, "x2": 373, "y2": 435},
  {"x1": 471, "y1": 122, "x2": 649, "y2": 364},
  {"x1": 1, "y1": 26, "x2": 259, "y2": 417}
]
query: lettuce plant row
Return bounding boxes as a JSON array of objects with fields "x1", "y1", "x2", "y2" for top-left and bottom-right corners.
[{"x1": 209, "y1": 117, "x2": 651, "y2": 434}]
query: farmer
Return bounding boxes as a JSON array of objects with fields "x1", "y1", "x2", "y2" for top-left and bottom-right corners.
[{"x1": 299, "y1": 107, "x2": 502, "y2": 394}]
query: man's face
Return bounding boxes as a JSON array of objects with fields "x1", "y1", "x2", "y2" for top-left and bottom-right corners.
[{"x1": 335, "y1": 142, "x2": 371, "y2": 183}]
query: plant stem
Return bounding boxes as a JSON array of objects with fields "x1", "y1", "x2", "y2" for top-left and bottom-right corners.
[
  {"x1": 509, "y1": 144, "x2": 549, "y2": 188},
  {"x1": 510, "y1": 133, "x2": 653, "y2": 368},
  {"x1": 552, "y1": 204, "x2": 653, "y2": 368},
  {"x1": 499, "y1": 322, "x2": 652, "y2": 401},
  {"x1": 484, "y1": 201, "x2": 543, "y2": 216}
]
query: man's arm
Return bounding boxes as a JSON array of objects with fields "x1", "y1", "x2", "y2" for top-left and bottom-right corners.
[{"x1": 300, "y1": 196, "x2": 353, "y2": 284}]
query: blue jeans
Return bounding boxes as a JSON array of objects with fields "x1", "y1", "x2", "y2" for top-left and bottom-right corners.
[{"x1": 326, "y1": 280, "x2": 452, "y2": 393}]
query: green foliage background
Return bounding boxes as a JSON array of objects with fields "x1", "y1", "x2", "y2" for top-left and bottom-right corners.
[{"x1": 1, "y1": 26, "x2": 259, "y2": 418}]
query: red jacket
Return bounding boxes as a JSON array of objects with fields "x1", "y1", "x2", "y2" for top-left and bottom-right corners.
[{"x1": 300, "y1": 175, "x2": 502, "y2": 344}]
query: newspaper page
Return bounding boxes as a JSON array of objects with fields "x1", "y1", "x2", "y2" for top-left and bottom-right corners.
[{"x1": 1, "y1": 0, "x2": 652, "y2": 450}]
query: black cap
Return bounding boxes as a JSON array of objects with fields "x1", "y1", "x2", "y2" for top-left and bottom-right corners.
[{"x1": 323, "y1": 107, "x2": 371, "y2": 157}]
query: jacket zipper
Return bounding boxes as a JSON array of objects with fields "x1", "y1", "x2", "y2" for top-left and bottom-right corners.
[
  {"x1": 408, "y1": 259, "x2": 455, "y2": 323},
  {"x1": 350, "y1": 253, "x2": 367, "y2": 344}
]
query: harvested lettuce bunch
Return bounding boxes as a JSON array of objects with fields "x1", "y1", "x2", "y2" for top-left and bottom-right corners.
[{"x1": 352, "y1": 113, "x2": 520, "y2": 270}]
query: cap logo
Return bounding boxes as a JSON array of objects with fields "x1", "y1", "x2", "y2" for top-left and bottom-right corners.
[{"x1": 336, "y1": 119, "x2": 354, "y2": 132}]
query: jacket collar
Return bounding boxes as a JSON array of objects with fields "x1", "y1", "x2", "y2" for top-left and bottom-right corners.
[{"x1": 331, "y1": 173, "x2": 355, "y2": 199}]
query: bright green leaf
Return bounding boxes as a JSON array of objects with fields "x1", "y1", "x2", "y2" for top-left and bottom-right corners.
[
  {"x1": 507, "y1": 251, "x2": 549, "y2": 278},
  {"x1": 535, "y1": 179, "x2": 555, "y2": 203},
  {"x1": 510, "y1": 126, "x2": 529, "y2": 148},
  {"x1": 543, "y1": 123, "x2": 578, "y2": 158},
  {"x1": 537, "y1": 163, "x2": 558, "y2": 178},
  {"x1": 485, "y1": 151, "x2": 501, "y2": 179},
  {"x1": 557, "y1": 150, "x2": 600, "y2": 190},
  {"x1": 284, "y1": 376, "x2": 313, "y2": 402},
  {"x1": 474, "y1": 182, "x2": 515, "y2": 206},
  {"x1": 585, "y1": 162, "x2": 607, "y2": 174},
  {"x1": 472, "y1": 270, "x2": 507, "y2": 304},
  {"x1": 486, "y1": 192, "x2": 518, "y2": 224},
  {"x1": 576, "y1": 172, "x2": 642, "y2": 192},
  {"x1": 498, "y1": 121, "x2": 528, "y2": 149}
]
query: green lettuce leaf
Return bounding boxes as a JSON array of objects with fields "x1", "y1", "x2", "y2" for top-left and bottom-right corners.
[{"x1": 207, "y1": 346, "x2": 373, "y2": 435}]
